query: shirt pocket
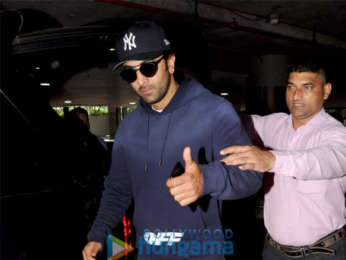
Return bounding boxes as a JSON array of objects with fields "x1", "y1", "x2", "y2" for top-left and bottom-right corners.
[{"x1": 296, "y1": 179, "x2": 328, "y2": 194}]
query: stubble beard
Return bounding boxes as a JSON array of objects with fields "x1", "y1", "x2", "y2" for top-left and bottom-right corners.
[{"x1": 145, "y1": 73, "x2": 171, "y2": 105}]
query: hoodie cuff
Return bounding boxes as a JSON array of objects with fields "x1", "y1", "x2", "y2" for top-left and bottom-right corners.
[{"x1": 87, "y1": 224, "x2": 109, "y2": 250}]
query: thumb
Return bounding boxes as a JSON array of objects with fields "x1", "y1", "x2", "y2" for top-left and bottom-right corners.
[{"x1": 183, "y1": 146, "x2": 193, "y2": 168}]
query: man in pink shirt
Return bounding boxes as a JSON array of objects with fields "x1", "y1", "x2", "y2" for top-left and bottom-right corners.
[{"x1": 220, "y1": 61, "x2": 346, "y2": 259}]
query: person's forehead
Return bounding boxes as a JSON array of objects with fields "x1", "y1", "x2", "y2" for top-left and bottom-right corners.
[
  {"x1": 79, "y1": 112, "x2": 88, "y2": 117},
  {"x1": 77, "y1": 112, "x2": 88, "y2": 119},
  {"x1": 288, "y1": 71, "x2": 324, "y2": 82}
]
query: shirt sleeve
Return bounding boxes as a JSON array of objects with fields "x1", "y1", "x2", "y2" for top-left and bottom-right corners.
[
  {"x1": 200, "y1": 102, "x2": 263, "y2": 200},
  {"x1": 271, "y1": 126, "x2": 346, "y2": 180},
  {"x1": 251, "y1": 114, "x2": 266, "y2": 140},
  {"x1": 87, "y1": 137, "x2": 132, "y2": 247}
]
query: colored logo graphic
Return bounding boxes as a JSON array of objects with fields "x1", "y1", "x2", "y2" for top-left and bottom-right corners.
[
  {"x1": 138, "y1": 229, "x2": 234, "y2": 257},
  {"x1": 143, "y1": 231, "x2": 184, "y2": 245},
  {"x1": 107, "y1": 235, "x2": 134, "y2": 260}
]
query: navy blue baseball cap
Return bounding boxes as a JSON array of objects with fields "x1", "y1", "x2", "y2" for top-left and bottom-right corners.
[{"x1": 113, "y1": 21, "x2": 171, "y2": 71}]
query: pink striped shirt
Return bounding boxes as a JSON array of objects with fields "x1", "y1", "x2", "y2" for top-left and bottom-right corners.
[{"x1": 252, "y1": 109, "x2": 346, "y2": 246}]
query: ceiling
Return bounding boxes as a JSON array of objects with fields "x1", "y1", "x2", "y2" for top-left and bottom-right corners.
[{"x1": 2, "y1": 0, "x2": 346, "y2": 107}]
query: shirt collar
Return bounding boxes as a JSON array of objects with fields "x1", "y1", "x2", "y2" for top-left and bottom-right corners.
[{"x1": 288, "y1": 108, "x2": 326, "y2": 131}]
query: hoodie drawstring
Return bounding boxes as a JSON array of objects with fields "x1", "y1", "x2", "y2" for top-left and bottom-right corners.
[
  {"x1": 145, "y1": 113, "x2": 150, "y2": 173},
  {"x1": 145, "y1": 112, "x2": 173, "y2": 172},
  {"x1": 159, "y1": 113, "x2": 173, "y2": 166}
]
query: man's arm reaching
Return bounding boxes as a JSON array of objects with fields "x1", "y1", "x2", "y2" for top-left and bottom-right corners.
[
  {"x1": 166, "y1": 102, "x2": 263, "y2": 203},
  {"x1": 221, "y1": 116, "x2": 346, "y2": 180}
]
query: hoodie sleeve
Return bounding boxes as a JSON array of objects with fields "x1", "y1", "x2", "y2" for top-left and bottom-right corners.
[
  {"x1": 200, "y1": 102, "x2": 263, "y2": 200},
  {"x1": 87, "y1": 139, "x2": 132, "y2": 247}
]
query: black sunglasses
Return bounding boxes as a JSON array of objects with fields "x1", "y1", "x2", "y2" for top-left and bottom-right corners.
[{"x1": 120, "y1": 56, "x2": 165, "y2": 83}]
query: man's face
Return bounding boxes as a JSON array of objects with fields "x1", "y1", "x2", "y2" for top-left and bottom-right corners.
[
  {"x1": 123, "y1": 55, "x2": 172, "y2": 107},
  {"x1": 286, "y1": 71, "x2": 331, "y2": 128},
  {"x1": 76, "y1": 112, "x2": 90, "y2": 129}
]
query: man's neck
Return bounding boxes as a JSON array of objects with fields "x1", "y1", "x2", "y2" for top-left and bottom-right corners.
[{"x1": 291, "y1": 108, "x2": 323, "y2": 130}]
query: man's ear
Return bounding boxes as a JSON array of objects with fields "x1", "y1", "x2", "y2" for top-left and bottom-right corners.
[
  {"x1": 167, "y1": 54, "x2": 175, "y2": 74},
  {"x1": 323, "y1": 83, "x2": 332, "y2": 100}
]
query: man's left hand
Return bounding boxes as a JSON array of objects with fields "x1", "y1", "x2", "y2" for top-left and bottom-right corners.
[
  {"x1": 166, "y1": 147, "x2": 203, "y2": 206},
  {"x1": 220, "y1": 145, "x2": 275, "y2": 172}
]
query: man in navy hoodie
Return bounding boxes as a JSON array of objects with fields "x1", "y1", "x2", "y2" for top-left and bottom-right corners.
[{"x1": 82, "y1": 21, "x2": 262, "y2": 260}]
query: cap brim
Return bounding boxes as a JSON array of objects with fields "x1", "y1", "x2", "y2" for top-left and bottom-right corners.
[{"x1": 112, "y1": 50, "x2": 167, "y2": 72}]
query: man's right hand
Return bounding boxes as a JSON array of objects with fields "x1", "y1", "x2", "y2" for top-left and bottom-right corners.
[
  {"x1": 220, "y1": 145, "x2": 275, "y2": 172},
  {"x1": 82, "y1": 241, "x2": 102, "y2": 260},
  {"x1": 166, "y1": 147, "x2": 203, "y2": 206}
]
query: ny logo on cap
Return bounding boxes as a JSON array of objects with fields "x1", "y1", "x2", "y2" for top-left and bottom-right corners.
[{"x1": 123, "y1": 32, "x2": 136, "y2": 51}]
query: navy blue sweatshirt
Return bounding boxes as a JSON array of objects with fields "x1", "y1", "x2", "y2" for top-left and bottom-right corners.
[{"x1": 88, "y1": 79, "x2": 262, "y2": 258}]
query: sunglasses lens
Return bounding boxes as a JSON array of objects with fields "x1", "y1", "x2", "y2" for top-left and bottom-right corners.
[
  {"x1": 140, "y1": 62, "x2": 158, "y2": 77},
  {"x1": 120, "y1": 58, "x2": 161, "y2": 83},
  {"x1": 120, "y1": 69, "x2": 137, "y2": 83}
]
